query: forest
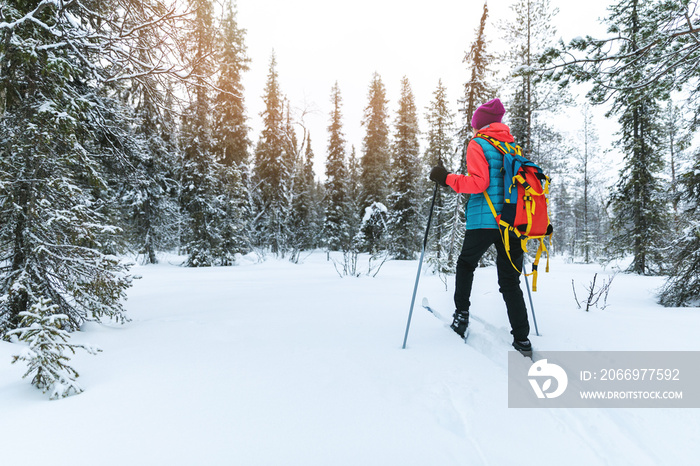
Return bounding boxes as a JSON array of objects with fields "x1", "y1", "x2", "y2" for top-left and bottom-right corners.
[{"x1": 0, "y1": 0, "x2": 699, "y2": 396}]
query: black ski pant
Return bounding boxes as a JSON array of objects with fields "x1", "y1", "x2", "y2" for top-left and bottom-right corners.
[{"x1": 454, "y1": 228, "x2": 530, "y2": 341}]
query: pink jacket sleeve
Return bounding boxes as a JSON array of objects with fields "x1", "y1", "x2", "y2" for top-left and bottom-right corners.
[{"x1": 445, "y1": 140, "x2": 490, "y2": 194}]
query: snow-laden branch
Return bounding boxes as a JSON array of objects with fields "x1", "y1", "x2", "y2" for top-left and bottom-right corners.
[
  {"x1": 1, "y1": 0, "x2": 212, "y2": 89},
  {"x1": 0, "y1": 0, "x2": 56, "y2": 31},
  {"x1": 537, "y1": 3, "x2": 700, "y2": 96}
]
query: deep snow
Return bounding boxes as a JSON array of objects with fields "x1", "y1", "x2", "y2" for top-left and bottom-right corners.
[{"x1": 1, "y1": 252, "x2": 699, "y2": 466}]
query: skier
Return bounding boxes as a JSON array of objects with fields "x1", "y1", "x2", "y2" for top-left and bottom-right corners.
[{"x1": 429, "y1": 98, "x2": 532, "y2": 356}]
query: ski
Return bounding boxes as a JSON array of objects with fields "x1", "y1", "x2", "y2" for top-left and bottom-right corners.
[
  {"x1": 421, "y1": 297, "x2": 469, "y2": 342},
  {"x1": 422, "y1": 297, "x2": 537, "y2": 361}
]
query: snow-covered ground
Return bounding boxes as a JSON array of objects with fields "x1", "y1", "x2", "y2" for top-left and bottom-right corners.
[{"x1": 2, "y1": 252, "x2": 699, "y2": 465}]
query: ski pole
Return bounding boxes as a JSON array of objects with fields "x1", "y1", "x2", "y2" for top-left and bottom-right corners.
[
  {"x1": 402, "y1": 181, "x2": 439, "y2": 349},
  {"x1": 522, "y1": 264, "x2": 540, "y2": 336}
]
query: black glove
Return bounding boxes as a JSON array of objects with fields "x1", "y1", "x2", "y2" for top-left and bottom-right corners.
[{"x1": 429, "y1": 165, "x2": 449, "y2": 187}]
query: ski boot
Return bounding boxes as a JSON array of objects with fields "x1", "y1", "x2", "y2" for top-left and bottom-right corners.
[
  {"x1": 512, "y1": 338, "x2": 533, "y2": 358},
  {"x1": 450, "y1": 310, "x2": 469, "y2": 339}
]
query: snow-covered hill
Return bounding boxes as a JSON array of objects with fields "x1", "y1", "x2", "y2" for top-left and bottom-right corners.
[{"x1": 1, "y1": 253, "x2": 699, "y2": 465}]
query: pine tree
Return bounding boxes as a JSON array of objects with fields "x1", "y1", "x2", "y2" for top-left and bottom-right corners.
[
  {"x1": 573, "y1": 106, "x2": 602, "y2": 262},
  {"x1": 356, "y1": 74, "x2": 392, "y2": 253},
  {"x1": 541, "y1": 0, "x2": 700, "y2": 112},
  {"x1": 387, "y1": 77, "x2": 422, "y2": 260},
  {"x1": 502, "y1": 0, "x2": 564, "y2": 165},
  {"x1": 425, "y1": 80, "x2": 455, "y2": 171},
  {"x1": 120, "y1": 15, "x2": 181, "y2": 264},
  {"x1": 213, "y1": 1, "x2": 251, "y2": 168},
  {"x1": 452, "y1": 2, "x2": 496, "y2": 266},
  {"x1": 210, "y1": 1, "x2": 251, "y2": 259},
  {"x1": 120, "y1": 93, "x2": 180, "y2": 264},
  {"x1": 538, "y1": 0, "x2": 698, "y2": 286},
  {"x1": 253, "y1": 53, "x2": 287, "y2": 254},
  {"x1": 564, "y1": 105, "x2": 613, "y2": 263},
  {"x1": 178, "y1": 0, "x2": 241, "y2": 266},
  {"x1": 459, "y1": 2, "x2": 495, "y2": 142},
  {"x1": 323, "y1": 82, "x2": 352, "y2": 252},
  {"x1": 424, "y1": 80, "x2": 456, "y2": 276},
  {"x1": 360, "y1": 73, "x2": 392, "y2": 209},
  {"x1": 0, "y1": 0, "x2": 136, "y2": 338},
  {"x1": 597, "y1": 0, "x2": 670, "y2": 275},
  {"x1": 549, "y1": 173, "x2": 574, "y2": 256},
  {"x1": 289, "y1": 134, "x2": 321, "y2": 261},
  {"x1": 347, "y1": 145, "x2": 363, "y2": 247},
  {"x1": 278, "y1": 100, "x2": 304, "y2": 257}
]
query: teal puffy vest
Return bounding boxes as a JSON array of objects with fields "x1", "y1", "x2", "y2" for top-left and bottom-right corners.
[{"x1": 465, "y1": 138, "x2": 504, "y2": 230}]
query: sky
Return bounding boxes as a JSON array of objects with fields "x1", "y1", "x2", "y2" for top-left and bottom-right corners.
[{"x1": 234, "y1": 0, "x2": 616, "y2": 176}]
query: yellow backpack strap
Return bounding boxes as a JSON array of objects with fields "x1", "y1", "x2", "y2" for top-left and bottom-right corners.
[
  {"x1": 484, "y1": 191, "x2": 498, "y2": 219},
  {"x1": 530, "y1": 239, "x2": 544, "y2": 292},
  {"x1": 485, "y1": 192, "x2": 523, "y2": 275}
]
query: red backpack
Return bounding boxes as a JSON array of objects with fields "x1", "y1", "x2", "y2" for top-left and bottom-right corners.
[{"x1": 476, "y1": 133, "x2": 553, "y2": 291}]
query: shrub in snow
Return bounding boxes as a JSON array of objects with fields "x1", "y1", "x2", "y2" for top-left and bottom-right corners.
[
  {"x1": 356, "y1": 202, "x2": 388, "y2": 254},
  {"x1": 571, "y1": 273, "x2": 616, "y2": 312},
  {"x1": 10, "y1": 298, "x2": 100, "y2": 400}
]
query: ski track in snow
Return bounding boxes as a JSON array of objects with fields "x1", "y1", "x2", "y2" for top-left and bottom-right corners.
[
  {"x1": 424, "y1": 299, "x2": 657, "y2": 465},
  {"x1": 418, "y1": 261, "x2": 700, "y2": 466}
]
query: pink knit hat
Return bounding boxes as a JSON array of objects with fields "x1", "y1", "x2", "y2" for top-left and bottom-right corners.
[{"x1": 471, "y1": 98, "x2": 505, "y2": 129}]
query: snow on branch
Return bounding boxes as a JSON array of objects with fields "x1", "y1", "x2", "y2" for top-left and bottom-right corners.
[
  {"x1": 1, "y1": 0, "x2": 207, "y2": 88},
  {"x1": 537, "y1": 2, "x2": 700, "y2": 96}
]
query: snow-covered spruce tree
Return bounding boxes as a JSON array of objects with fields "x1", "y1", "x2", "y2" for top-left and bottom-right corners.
[
  {"x1": 0, "y1": 0, "x2": 201, "y2": 394},
  {"x1": 459, "y1": 1, "x2": 495, "y2": 143},
  {"x1": 216, "y1": 163, "x2": 248, "y2": 265},
  {"x1": 537, "y1": 0, "x2": 700, "y2": 272},
  {"x1": 501, "y1": 0, "x2": 563, "y2": 161},
  {"x1": 10, "y1": 298, "x2": 100, "y2": 399},
  {"x1": 355, "y1": 134, "x2": 388, "y2": 255},
  {"x1": 277, "y1": 100, "x2": 307, "y2": 260},
  {"x1": 288, "y1": 134, "x2": 321, "y2": 261},
  {"x1": 574, "y1": 108, "x2": 597, "y2": 262},
  {"x1": 211, "y1": 0, "x2": 251, "y2": 258},
  {"x1": 452, "y1": 1, "x2": 496, "y2": 266},
  {"x1": 569, "y1": 105, "x2": 609, "y2": 262},
  {"x1": 121, "y1": 96, "x2": 180, "y2": 264},
  {"x1": 253, "y1": 53, "x2": 287, "y2": 255},
  {"x1": 360, "y1": 73, "x2": 391, "y2": 207},
  {"x1": 0, "y1": 1, "x2": 151, "y2": 337},
  {"x1": 323, "y1": 82, "x2": 353, "y2": 252},
  {"x1": 549, "y1": 164, "x2": 576, "y2": 256},
  {"x1": 659, "y1": 147, "x2": 700, "y2": 306},
  {"x1": 594, "y1": 0, "x2": 671, "y2": 275},
  {"x1": 386, "y1": 77, "x2": 422, "y2": 260},
  {"x1": 424, "y1": 80, "x2": 456, "y2": 276},
  {"x1": 179, "y1": 0, "x2": 244, "y2": 266},
  {"x1": 346, "y1": 145, "x2": 365, "y2": 251},
  {"x1": 358, "y1": 73, "x2": 391, "y2": 254},
  {"x1": 120, "y1": 20, "x2": 181, "y2": 264},
  {"x1": 213, "y1": 0, "x2": 251, "y2": 169}
]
